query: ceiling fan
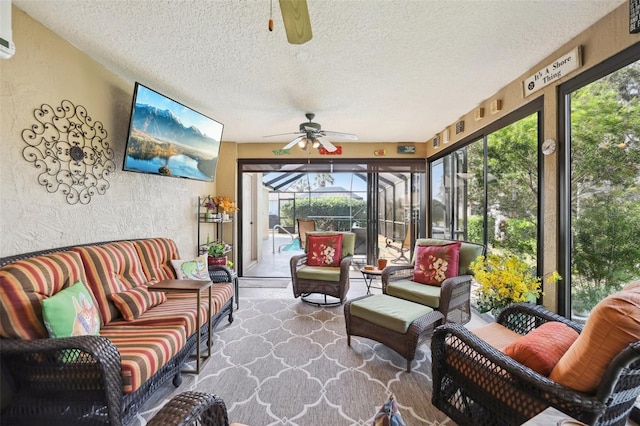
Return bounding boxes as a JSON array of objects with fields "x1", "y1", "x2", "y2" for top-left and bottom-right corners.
[
  {"x1": 273, "y1": 0, "x2": 312, "y2": 45},
  {"x1": 264, "y1": 113, "x2": 358, "y2": 152}
]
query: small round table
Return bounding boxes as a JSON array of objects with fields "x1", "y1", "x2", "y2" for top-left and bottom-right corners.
[{"x1": 360, "y1": 267, "x2": 383, "y2": 294}]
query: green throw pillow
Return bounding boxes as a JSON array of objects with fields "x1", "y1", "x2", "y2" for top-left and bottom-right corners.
[{"x1": 42, "y1": 279, "x2": 101, "y2": 338}]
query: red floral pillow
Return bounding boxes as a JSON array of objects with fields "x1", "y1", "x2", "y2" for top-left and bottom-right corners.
[
  {"x1": 306, "y1": 234, "x2": 343, "y2": 267},
  {"x1": 413, "y1": 242, "x2": 461, "y2": 285}
]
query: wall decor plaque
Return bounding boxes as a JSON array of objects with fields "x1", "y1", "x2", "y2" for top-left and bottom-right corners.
[
  {"x1": 631, "y1": 0, "x2": 640, "y2": 34},
  {"x1": 21, "y1": 100, "x2": 116, "y2": 205},
  {"x1": 455, "y1": 121, "x2": 465, "y2": 134},
  {"x1": 397, "y1": 145, "x2": 416, "y2": 154}
]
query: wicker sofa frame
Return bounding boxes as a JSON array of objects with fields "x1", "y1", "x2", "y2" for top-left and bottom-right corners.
[
  {"x1": 147, "y1": 391, "x2": 230, "y2": 426},
  {"x1": 431, "y1": 303, "x2": 640, "y2": 426},
  {"x1": 0, "y1": 239, "x2": 234, "y2": 426}
]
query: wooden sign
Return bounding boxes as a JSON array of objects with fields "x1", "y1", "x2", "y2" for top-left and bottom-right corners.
[
  {"x1": 397, "y1": 145, "x2": 416, "y2": 154},
  {"x1": 523, "y1": 46, "x2": 582, "y2": 97},
  {"x1": 631, "y1": 0, "x2": 640, "y2": 34},
  {"x1": 319, "y1": 146, "x2": 342, "y2": 155}
]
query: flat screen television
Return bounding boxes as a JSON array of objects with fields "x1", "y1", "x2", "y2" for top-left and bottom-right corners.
[{"x1": 123, "y1": 82, "x2": 223, "y2": 182}]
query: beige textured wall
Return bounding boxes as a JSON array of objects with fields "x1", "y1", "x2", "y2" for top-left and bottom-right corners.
[{"x1": 0, "y1": 7, "x2": 216, "y2": 258}]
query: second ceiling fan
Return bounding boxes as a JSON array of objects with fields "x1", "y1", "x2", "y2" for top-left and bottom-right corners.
[{"x1": 265, "y1": 113, "x2": 358, "y2": 152}]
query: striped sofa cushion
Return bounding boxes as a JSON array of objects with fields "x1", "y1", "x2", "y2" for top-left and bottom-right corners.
[
  {"x1": 72, "y1": 242, "x2": 149, "y2": 325},
  {"x1": 110, "y1": 285, "x2": 167, "y2": 321},
  {"x1": 133, "y1": 238, "x2": 180, "y2": 281},
  {"x1": 0, "y1": 251, "x2": 90, "y2": 339},
  {"x1": 99, "y1": 324, "x2": 187, "y2": 394},
  {"x1": 109, "y1": 283, "x2": 233, "y2": 335}
]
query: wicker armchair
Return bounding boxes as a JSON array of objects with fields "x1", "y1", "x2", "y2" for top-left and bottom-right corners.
[
  {"x1": 431, "y1": 303, "x2": 640, "y2": 426},
  {"x1": 148, "y1": 391, "x2": 230, "y2": 426},
  {"x1": 381, "y1": 239, "x2": 485, "y2": 324},
  {"x1": 290, "y1": 231, "x2": 355, "y2": 306}
]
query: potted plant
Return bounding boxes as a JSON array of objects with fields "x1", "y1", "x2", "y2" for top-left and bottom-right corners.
[
  {"x1": 207, "y1": 242, "x2": 227, "y2": 266},
  {"x1": 470, "y1": 253, "x2": 561, "y2": 317}
]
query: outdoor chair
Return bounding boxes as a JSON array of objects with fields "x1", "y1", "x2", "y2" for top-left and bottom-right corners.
[
  {"x1": 381, "y1": 238, "x2": 485, "y2": 324},
  {"x1": 290, "y1": 231, "x2": 355, "y2": 306},
  {"x1": 296, "y1": 218, "x2": 316, "y2": 250},
  {"x1": 431, "y1": 293, "x2": 640, "y2": 426}
]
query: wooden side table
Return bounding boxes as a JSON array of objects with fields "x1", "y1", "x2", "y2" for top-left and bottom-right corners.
[{"x1": 149, "y1": 279, "x2": 213, "y2": 374}]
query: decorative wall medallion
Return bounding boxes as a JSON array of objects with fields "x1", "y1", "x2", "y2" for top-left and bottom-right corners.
[
  {"x1": 455, "y1": 120, "x2": 465, "y2": 134},
  {"x1": 21, "y1": 100, "x2": 116, "y2": 205},
  {"x1": 432, "y1": 136, "x2": 439, "y2": 148}
]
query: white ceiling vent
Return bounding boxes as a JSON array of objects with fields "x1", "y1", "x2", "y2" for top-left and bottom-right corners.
[{"x1": 0, "y1": 0, "x2": 15, "y2": 59}]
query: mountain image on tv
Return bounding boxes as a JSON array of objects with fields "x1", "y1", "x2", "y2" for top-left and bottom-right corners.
[{"x1": 124, "y1": 97, "x2": 221, "y2": 181}]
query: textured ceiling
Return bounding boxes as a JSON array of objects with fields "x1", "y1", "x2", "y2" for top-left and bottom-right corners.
[{"x1": 13, "y1": 0, "x2": 625, "y2": 145}]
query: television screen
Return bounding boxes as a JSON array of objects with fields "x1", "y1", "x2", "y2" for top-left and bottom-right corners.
[{"x1": 123, "y1": 82, "x2": 223, "y2": 182}]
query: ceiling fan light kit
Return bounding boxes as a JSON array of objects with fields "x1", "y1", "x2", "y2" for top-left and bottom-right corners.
[{"x1": 264, "y1": 112, "x2": 357, "y2": 153}]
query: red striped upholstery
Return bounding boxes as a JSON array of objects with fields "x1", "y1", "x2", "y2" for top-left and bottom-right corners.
[
  {"x1": 133, "y1": 238, "x2": 180, "y2": 281},
  {"x1": 211, "y1": 283, "x2": 234, "y2": 312},
  {"x1": 109, "y1": 284, "x2": 233, "y2": 335},
  {"x1": 72, "y1": 242, "x2": 149, "y2": 325},
  {"x1": 0, "y1": 251, "x2": 90, "y2": 339},
  {"x1": 110, "y1": 285, "x2": 167, "y2": 321},
  {"x1": 109, "y1": 297, "x2": 205, "y2": 335},
  {"x1": 99, "y1": 324, "x2": 186, "y2": 393}
]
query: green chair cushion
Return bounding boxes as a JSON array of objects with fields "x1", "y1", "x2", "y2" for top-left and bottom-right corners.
[
  {"x1": 386, "y1": 279, "x2": 441, "y2": 308},
  {"x1": 296, "y1": 265, "x2": 341, "y2": 282},
  {"x1": 414, "y1": 239, "x2": 484, "y2": 275},
  {"x1": 350, "y1": 294, "x2": 433, "y2": 334}
]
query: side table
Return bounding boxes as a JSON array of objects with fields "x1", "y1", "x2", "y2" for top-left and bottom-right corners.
[
  {"x1": 148, "y1": 279, "x2": 212, "y2": 374},
  {"x1": 360, "y1": 267, "x2": 383, "y2": 294},
  {"x1": 208, "y1": 265, "x2": 239, "y2": 308}
]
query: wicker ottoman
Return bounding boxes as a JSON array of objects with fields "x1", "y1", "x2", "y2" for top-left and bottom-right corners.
[{"x1": 345, "y1": 294, "x2": 444, "y2": 372}]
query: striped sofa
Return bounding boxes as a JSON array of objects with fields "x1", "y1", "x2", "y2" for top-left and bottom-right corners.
[{"x1": 0, "y1": 238, "x2": 234, "y2": 426}]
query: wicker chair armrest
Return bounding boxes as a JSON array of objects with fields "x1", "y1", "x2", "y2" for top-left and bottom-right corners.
[
  {"x1": 147, "y1": 391, "x2": 230, "y2": 426},
  {"x1": 381, "y1": 264, "x2": 414, "y2": 291},
  {"x1": 1, "y1": 335, "x2": 124, "y2": 425},
  {"x1": 432, "y1": 324, "x2": 604, "y2": 416},
  {"x1": 289, "y1": 253, "x2": 307, "y2": 269},
  {"x1": 496, "y1": 302, "x2": 583, "y2": 335},
  {"x1": 438, "y1": 274, "x2": 472, "y2": 323}
]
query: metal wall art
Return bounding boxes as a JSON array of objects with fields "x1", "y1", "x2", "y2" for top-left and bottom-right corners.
[{"x1": 21, "y1": 100, "x2": 116, "y2": 205}]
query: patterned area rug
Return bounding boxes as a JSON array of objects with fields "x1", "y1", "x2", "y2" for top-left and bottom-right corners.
[{"x1": 135, "y1": 298, "x2": 453, "y2": 426}]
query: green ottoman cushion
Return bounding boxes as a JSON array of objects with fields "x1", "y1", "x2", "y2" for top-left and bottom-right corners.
[{"x1": 350, "y1": 294, "x2": 433, "y2": 334}]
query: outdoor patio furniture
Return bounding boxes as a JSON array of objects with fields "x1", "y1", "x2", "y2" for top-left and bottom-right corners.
[
  {"x1": 431, "y1": 300, "x2": 640, "y2": 426},
  {"x1": 381, "y1": 238, "x2": 485, "y2": 324},
  {"x1": 290, "y1": 231, "x2": 355, "y2": 306},
  {"x1": 296, "y1": 218, "x2": 316, "y2": 250},
  {"x1": 345, "y1": 294, "x2": 444, "y2": 372}
]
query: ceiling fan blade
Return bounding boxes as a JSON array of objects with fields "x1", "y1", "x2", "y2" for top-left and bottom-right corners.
[
  {"x1": 317, "y1": 136, "x2": 337, "y2": 152},
  {"x1": 263, "y1": 131, "x2": 302, "y2": 138},
  {"x1": 321, "y1": 130, "x2": 358, "y2": 141},
  {"x1": 279, "y1": 0, "x2": 312, "y2": 45},
  {"x1": 283, "y1": 135, "x2": 305, "y2": 150}
]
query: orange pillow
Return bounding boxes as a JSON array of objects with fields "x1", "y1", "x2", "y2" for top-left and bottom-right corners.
[
  {"x1": 306, "y1": 234, "x2": 343, "y2": 267},
  {"x1": 503, "y1": 321, "x2": 579, "y2": 376},
  {"x1": 549, "y1": 288, "x2": 640, "y2": 393},
  {"x1": 412, "y1": 242, "x2": 461, "y2": 285}
]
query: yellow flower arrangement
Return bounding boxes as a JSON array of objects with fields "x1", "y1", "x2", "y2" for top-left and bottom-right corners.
[
  {"x1": 470, "y1": 253, "x2": 561, "y2": 314},
  {"x1": 213, "y1": 195, "x2": 239, "y2": 214}
]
